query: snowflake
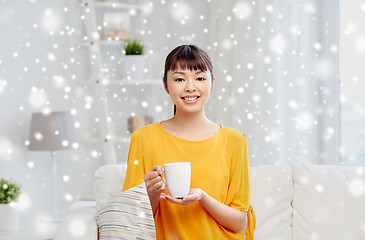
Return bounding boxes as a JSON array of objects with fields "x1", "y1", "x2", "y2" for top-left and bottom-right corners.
[
  {"x1": 68, "y1": 218, "x2": 87, "y2": 237},
  {"x1": 355, "y1": 35, "x2": 365, "y2": 54},
  {"x1": 232, "y1": 2, "x2": 252, "y2": 20},
  {"x1": 348, "y1": 179, "x2": 365, "y2": 197},
  {"x1": 269, "y1": 34, "x2": 287, "y2": 55}
]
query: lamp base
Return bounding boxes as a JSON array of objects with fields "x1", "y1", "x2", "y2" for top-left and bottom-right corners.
[{"x1": 0, "y1": 204, "x2": 19, "y2": 231}]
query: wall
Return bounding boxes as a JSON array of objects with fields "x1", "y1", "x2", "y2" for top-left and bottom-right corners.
[
  {"x1": 0, "y1": 0, "x2": 211, "y2": 223},
  {"x1": 0, "y1": 0, "x2": 105, "y2": 222}
]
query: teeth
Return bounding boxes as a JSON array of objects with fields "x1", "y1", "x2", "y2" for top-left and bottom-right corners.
[{"x1": 184, "y1": 97, "x2": 197, "y2": 101}]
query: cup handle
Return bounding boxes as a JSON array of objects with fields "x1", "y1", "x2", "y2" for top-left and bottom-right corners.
[{"x1": 162, "y1": 169, "x2": 167, "y2": 189}]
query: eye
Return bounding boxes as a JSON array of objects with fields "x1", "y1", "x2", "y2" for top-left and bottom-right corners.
[
  {"x1": 175, "y1": 78, "x2": 184, "y2": 82},
  {"x1": 196, "y1": 77, "x2": 205, "y2": 81}
]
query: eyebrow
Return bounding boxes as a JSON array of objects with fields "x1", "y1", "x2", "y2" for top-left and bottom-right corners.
[
  {"x1": 171, "y1": 71, "x2": 185, "y2": 75},
  {"x1": 171, "y1": 70, "x2": 206, "y2": 75}
]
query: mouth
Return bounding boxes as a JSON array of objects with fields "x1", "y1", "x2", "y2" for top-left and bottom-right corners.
[{"x1": 181, "y1": 96, "x2": 200, "y2": 102}]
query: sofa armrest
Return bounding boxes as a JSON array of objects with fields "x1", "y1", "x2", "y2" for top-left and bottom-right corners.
[{"x1": 54, "y1": 201, "x2": 97, "y2": 240}]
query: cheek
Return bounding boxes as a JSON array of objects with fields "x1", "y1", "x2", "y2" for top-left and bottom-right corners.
[
  {"x1": 167, "y1": 84, "x2": 183, "y2": 96},
  {"x1": 170, "y1": 89, "x2": 182, "y2": 100},
  {"x1": 201, "y1": 83, "x2": 213, "y2": 94}
]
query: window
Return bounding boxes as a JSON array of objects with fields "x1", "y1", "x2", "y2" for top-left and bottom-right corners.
[{"x1": 340, "y1": 0, "x2": 365, "y2": 164}]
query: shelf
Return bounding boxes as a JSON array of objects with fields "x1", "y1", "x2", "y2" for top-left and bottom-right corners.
[
  {"x1": 77, "y1": 78, "x2": 162, "y2": 85},
  {"x1": 79, "y1": 136, "x2": 131, "y2": 143},
  {"x1": 79, "y1": 1, "x2": 142, "y2": 10},
  {"x1": 94, "y1": 1, "x2": 142, "y2": 10},
  {"x1": 78, "y1": 134, "x2": 132, "y2": 143},
  {"x1": 79, "y1": 39, "x2": 124, "y2": 47},
  {"x1": 78, "y1": 0, "x2": 148, "y2": 164}
]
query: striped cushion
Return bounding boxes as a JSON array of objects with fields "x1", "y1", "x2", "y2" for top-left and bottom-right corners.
[{"x1": 96, "y1": 183, "x2": 156, "y2": 239}]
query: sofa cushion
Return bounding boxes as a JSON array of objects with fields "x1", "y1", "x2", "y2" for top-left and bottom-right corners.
[
  {"x1": 94, "y1": 164, "x2": 128, "y2": 210},
  {"x1": 292, "y1": 163, "x2": 365, "y2": 240},
  {"x1": 250, "y1": 165, "x2": 293, "y2": 240},
  {"x1": 96, "y1": 183, "x2": 156, "y2": 240}
]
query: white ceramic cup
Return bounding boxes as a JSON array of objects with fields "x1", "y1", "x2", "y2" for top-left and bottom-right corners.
[{"x1": 163, "y1": 162, "x2": 191, "y2": 198}]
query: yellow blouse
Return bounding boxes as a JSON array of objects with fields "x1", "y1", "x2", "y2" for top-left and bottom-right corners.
[{"x1": 123, "y1": 122, "x2": 255, "y2": 239}]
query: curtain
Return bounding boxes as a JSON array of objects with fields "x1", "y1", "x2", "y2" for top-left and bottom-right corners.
[{"x1": 206, "y1": 0, "x2": 339, "y2": 165}]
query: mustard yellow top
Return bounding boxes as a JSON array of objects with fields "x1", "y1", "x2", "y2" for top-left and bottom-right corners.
[{"x1": 123, "y1": 122, "x2": 254, "y2": 240}]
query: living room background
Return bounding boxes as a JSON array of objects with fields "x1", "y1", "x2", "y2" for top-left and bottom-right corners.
[{"x1": 0, "y1": 0, "x2": 364, "y2": 228}]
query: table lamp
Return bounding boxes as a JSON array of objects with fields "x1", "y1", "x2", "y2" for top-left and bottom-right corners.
[{"x1": 27, "y1": 111, "x2": 76, "y2": 222}]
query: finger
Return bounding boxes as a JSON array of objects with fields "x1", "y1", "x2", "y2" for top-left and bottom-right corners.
[
  {"x1": 157, "y1": 179, "x2": 166, "y2": 191},
  {"x1": 183, "y1": 195, "x2": 196, "y2": 202},
  {"x1": 144, "y1": 168, "x2": 161, "y2": 181},
  {"x1": 151, "y1": 165, "x2": 163, "y2": 175},
  {"x1": 144, "y1": 172, "x2": 157, "y2": 182},
  {"x1": 160, "y1": 196, "x2": 185, "y2": 205},
  {"x1": 160, "y1": 193, "x2": 167, "y2": 200},
  {"x1": 164, "y1": 195, "x2": 183, "y2": 204},
  {"x1": 159, "y1": 178, "x2": 167, "y2": 190},
  {"x1": 165, "y1": 195, "x2": 190, "y2": 205},
  {"x1": 151, "y1": 178, "x2": 165, "y2": 191},
  {"x1": 146, "y1": 177, "x2": 164, "y2": 192},
  {"x1": 144, "y1": 171, "x2": 153, "y2": 181},
  {"x1": 146, "y1": 175, "x2": 163, "y2": 186},
  {"x1": 155, "y1": 165, "x2": 163, "y2": 175}
]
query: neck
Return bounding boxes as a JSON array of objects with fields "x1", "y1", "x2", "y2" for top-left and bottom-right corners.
[{"x1": 171, "y1": 109, "x2": 210, "y2": 130}]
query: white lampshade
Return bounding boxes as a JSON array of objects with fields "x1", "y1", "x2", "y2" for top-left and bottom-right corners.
[{"x1": 28, "y1": 111, "x2": 76, "y2": 151}]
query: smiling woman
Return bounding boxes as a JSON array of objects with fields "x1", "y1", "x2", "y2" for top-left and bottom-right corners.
[{"x1": 123, "y1": 45, "x2": 255, "y2": 240}]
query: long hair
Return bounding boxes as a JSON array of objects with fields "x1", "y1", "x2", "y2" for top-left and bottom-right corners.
[{"x1": 163, "y1": 45, "x2": 214, "y2": 115}]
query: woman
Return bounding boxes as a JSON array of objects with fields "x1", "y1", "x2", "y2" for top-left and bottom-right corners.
[{"x1": 123, "y1": 45, "x2": 255, "y2": 239}]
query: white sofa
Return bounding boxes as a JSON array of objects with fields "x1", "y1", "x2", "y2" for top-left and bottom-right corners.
[{"x1": 54, "y1": 163, "x2": 365, "y2": 240}]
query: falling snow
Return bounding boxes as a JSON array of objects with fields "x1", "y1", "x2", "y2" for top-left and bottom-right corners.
[{"x1": 0, "y1": 0, "x2": 364, "y2": 237}]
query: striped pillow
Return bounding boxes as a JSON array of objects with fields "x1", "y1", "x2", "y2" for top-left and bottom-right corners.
[{"x1": 96, "y1": 183, "x2": 156, "y2": 239}]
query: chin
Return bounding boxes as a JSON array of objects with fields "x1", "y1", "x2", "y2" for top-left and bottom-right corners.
[{"x1": 178, "y1": 108, "x2": 204, "y2": 114}]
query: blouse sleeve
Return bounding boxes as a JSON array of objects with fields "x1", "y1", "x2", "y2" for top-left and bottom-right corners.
[
  {"x1": 226, "y1": 133, "x2": 251, "y2": 212},
  {"x1": 123, "y1": 131, "x2": 146, "y2": 191}
]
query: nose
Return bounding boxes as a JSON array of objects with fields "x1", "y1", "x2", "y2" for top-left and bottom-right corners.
[{"x1": 185, "y1": 79, "x2": 196, "y2": 92}]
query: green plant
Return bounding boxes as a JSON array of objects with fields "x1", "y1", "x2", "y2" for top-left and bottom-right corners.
[
  {"x1": 124, "y1": 39, "x2": 144, "y2": 55},
  {"x1": 0, "y1": 178, "x2": 21, "y2": 204}
]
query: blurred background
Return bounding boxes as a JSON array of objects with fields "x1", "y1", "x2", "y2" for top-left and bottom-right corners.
[{"x1": 0, "y1": 0, "x2": 364, "y2": 230}]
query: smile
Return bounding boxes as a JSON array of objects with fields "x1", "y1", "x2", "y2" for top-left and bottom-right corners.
[{"x1": 181, "y1": 96, "x2": 200, "y2": 103}]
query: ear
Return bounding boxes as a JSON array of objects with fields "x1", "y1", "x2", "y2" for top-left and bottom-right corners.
[{"x1": 163, "y1": 77, "x2": 169, "y2": 94}]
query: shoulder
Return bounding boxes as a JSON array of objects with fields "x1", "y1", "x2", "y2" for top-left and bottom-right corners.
[
  {"x1": 132, "y1": 122, "x2": 161, "y2": 139},
  {"x1": 221, "y1": 126, "x2": 247, "y2": 140},
  {"x1": 220, "y1": 126, "x2": 248, "y2": 149}
]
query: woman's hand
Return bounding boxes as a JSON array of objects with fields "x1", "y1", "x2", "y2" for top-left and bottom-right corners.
[
  {"x1": 144, "y1": 165, "x2": 166, "y2": 215},
  {"x1": 160, "y1": 188, "x2": 204, "y2": 205},
  {"x1": 161, "y1": 188, "x2": 247, "y2": 233}
]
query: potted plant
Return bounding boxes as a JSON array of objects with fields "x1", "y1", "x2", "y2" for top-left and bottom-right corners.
[
  {"x1": 122, "y1": 39, "x2": 146, "y2": 80},
  {"x1": 0, "y1": 178, "x2": 21, "y2": 231},
  {"x1": 124, "y1": 39, "x2": 144, "y2": 55}
]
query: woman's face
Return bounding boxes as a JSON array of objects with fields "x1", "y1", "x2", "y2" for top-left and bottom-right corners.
[{"x1": 164, "y1": 66, "x2": 214, "y2": 115}]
